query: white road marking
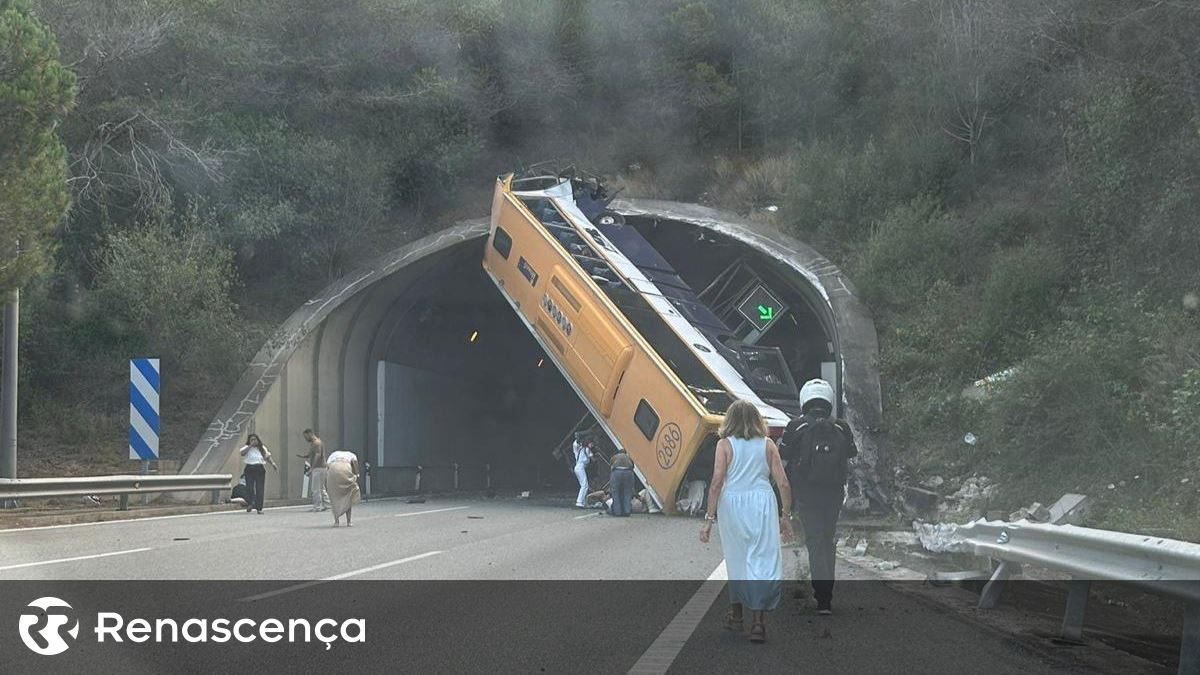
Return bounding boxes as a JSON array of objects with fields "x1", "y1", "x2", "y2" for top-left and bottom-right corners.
[
  {"x1": 0, "y1": 547, "x2": 153, "y2": 572},
  {"x1": 626, "y1": 561, "x2": 727, "y2": 675},
  {"x1": 394, "y1": 506, "x2": 469, "y2": 518},
  {"x1": 239, "y1": 551, "x2": 444, "y2": 602}
]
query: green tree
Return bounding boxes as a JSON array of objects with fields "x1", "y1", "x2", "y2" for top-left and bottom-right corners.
[
  {"x1": 94, "y1": 207, "x2": 244, "y2": 370},
  {"x1": 0, "y1": 0, "x2": 76, "y2": 292}
]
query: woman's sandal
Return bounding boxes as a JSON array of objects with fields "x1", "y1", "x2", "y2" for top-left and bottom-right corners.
[
  {"x1": 723, "y1": 611, "x2": 744, "y2": 632},
  {"x1": 749, "y1": 622, "x2": 766, "y2": 643}
]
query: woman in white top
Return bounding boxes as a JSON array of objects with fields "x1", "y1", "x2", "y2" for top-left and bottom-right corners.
[
  {"x1": 325, "y1": 450, "x2": 361, "y2": 527},
  {"x1": 572, "y1": 434, "x2": 594, "y2": 508},
  {"x1": 238, "y1": 434, "x2": 278, "y2": 514},
  {"x1": 699, "y1": 400, "x2": 793, "y2": 643}
]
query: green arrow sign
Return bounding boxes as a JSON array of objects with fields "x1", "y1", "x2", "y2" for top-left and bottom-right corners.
[{"x1": 737, "y1": 285, "x2": 787, "y2": 332}]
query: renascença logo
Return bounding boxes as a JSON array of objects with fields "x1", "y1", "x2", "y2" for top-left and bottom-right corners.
[
  {"x1": 15, "y1": 596, "x2": 365, "y2": 654},
  {"x1": 18, "y1": 597, "x2": 79, "y2": 656}
]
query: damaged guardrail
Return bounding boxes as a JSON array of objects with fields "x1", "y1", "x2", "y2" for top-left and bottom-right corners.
[
  {"x1": 949, "y1": 518, "x2": 1200, "y2": 673},
  {"x1": 0, "y1": 474, "x2": 232, "y2": 511}
]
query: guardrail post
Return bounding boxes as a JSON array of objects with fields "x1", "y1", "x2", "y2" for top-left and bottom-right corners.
[
  {"x1": 118, "y1": 493, "x2": 129, "y2": 511},
  {"x1": 1182, "y1": 602, "x2": 1200, "y2": 675},
  {"x1": 414, "y1": 465, "x2": 422, "y2": 493},
  {"x1": 454, "y1": 463, "x2": 459, "y2": 491},
  {"x1": 210, "y1": 489, "x2": 220, "y2": 506},
  {"x1": 1060, "y1": 580, "x2": 1090, "y2": 643},
  {"x1": 978, "y1": 560, "x2": 1017, "y2": 609},
  {"x1": 486, "y1": 463, "x2": 491, "y2": 489}
]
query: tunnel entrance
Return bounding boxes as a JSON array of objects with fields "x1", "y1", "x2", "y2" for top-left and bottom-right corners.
[
  {"x1": 371, "y1": 240, "x2": 583, "y2": 494},
  {"x1": 183, "y1": 201, "x2": 884, "y2": 509}
]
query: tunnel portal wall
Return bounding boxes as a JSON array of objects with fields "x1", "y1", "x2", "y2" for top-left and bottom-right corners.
[{"x1": 181, "y1": 202, "x2": 885, "y2": 503}]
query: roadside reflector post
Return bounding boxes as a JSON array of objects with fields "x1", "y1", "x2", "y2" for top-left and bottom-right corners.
[
  {"x1": 1060, "y1": 579, "x2": 1090, "y2": 643},
  {"x1": 140, "y1": 459, "x2": 149, "y2": 506},
  {"x1": 414, "y1": 465, "x2": 422, "y2": 493},
  {"x1": 454, "y1": 463, "x2": 460, "y2": 490},
  {"x1": 129, "y1": 357, "x2": 160, "y2": 510},
  {"x1": 486, "y1": 463, "x2": 491, "y2": 489}
]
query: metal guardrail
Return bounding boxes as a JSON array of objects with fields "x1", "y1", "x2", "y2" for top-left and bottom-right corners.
[
  {"x1": 387, "y1": 464, "x2": 492, "y2": 494},
  {"x1": 952, "y1": 519, "x2": 1200, "y2": 673},
  {"x1": 0, "y1": 474, "x2": 232, "y2": 511}
]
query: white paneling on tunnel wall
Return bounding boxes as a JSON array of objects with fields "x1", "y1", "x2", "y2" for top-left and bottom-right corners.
[{"x1": 181, "y1": 202, "x2": 887, "y2": 504}]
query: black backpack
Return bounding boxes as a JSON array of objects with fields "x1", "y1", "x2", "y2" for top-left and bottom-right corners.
[{"x1": 781, "y1": 414, "x2": 853, "y2": 489}]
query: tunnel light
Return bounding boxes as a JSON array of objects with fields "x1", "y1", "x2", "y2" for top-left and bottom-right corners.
[{"x1": 469, "y1": 330, "x2": 479, "y2": 343}]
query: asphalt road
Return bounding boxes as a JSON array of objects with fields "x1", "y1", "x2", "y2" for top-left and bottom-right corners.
[{"x1": 0, "y1": 496, "x2": 1159, "y2": 673}]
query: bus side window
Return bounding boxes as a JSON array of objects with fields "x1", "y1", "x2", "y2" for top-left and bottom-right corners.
[
  {"x1": 634, "y1": 399, "x2": 659, "y2": 440},
  {"x1": 493, "y1": 226, "x2": 513, "y2": 259}
]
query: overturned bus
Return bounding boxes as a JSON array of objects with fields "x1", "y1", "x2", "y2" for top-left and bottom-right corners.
[{"x1": 482, "y1": 171, "x2": 803, "y2": 511}]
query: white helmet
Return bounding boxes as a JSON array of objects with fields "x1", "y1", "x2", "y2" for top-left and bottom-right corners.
[{"x1": 799, "y1": 378, "x2": 835, "y2": 410}]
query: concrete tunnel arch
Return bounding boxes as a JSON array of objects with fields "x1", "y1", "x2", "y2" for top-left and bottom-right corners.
[{"x1": 180, "y1": 199, "x2": 886, "y2": 505}]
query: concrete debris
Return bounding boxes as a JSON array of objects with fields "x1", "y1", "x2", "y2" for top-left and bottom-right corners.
[
  {"x1": 937, "y1": 476, "x2": 997, "y2": 519},
  {"x1": 836, "y1": 537, "x2": 849, "y2": 549},
  {"x1": 963, "y1": 432, "x2": 978, "y2": 446},
  {"x1": 1107, "y1": 484, "x2": 1116, "y2": 490},
  {"x1": 876, "y1": 561, "x2": 899, "y2": 571},
  {"x1": 921, "y1": 475, "x2": 945, "y2": 489},
  {"x1": 853, "y1": 539, "x2": 869, "y2": 556},
  {"x1": 1047, "y1": 493, "x2": 1090, "y2": 525},
  {"x1": 518, "y1": 491, "x2": 530, "y2": 498},
  {"x1": 902, "y1": 486, "x2": 941, "y2": 517},
  {"x1": 1009, "y1": 501, "x2": 1052, "y2": 523}
]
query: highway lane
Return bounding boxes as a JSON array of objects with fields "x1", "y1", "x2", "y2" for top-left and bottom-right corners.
[
  {"x1": 0, "y1": 496, "x2": 726, "y2": 581},
  {"x1": 0, "y1": 496, "x2": 1156, "y2": 673}
]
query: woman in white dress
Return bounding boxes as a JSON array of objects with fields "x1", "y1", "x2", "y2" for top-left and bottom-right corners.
[{"x1": 699, "y1": 400, "x2": 793, "y2": 643}]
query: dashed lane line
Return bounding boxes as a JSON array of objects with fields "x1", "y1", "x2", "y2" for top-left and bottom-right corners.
[
  {"x1": 394, "y1": 506, "x2": 469, "y2": 518},
  {"x1": 0, "y1": 547, "x2": 154, "y2": 572},
  {"x1": 626, "y1": 561, "x2": 727, "y2": 675},
  {"x1": 238, "y1": 551, "x2": 444, "y2": 602}
]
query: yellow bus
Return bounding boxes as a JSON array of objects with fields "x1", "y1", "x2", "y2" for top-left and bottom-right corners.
[{"x1": 481, "y1": 171, "x2": 797, "y2": 511}]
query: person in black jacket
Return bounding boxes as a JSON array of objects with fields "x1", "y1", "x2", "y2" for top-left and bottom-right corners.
[{"x1": 779, "y1": 379, "x2": 857, "y2": 615}]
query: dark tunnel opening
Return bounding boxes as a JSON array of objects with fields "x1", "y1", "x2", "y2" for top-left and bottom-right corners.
[{"x1": 369, "y1": 239, "x2": 584, "y2": 494}]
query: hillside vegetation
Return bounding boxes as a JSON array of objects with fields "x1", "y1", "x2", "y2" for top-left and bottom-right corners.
[{"x1": 15, "y1": 0, "x2": 1200, "y2": 536}]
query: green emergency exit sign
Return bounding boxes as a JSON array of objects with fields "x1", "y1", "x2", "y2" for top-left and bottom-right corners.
[{"x1": 736, "y1": 285, "x2": 787, "y2": 332}]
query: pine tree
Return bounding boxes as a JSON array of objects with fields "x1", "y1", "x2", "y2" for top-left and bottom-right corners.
[{"x1": 0, "y1": 0, "x2": 76, "y2": 292}]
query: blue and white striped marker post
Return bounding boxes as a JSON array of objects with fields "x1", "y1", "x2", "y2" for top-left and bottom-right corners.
[
  {"x1": 130, "y1": 359, "x2": 160, "y2": 507},
  {"x1": 129, "y1": 358, "x2": 160, "y2": 459}
]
